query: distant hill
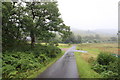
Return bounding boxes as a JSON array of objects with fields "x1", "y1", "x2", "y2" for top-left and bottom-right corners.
[
  {"x1": 71, "y1": 28, "x2": 118, "y2": 38},
  {"x1": 93, "y1": 29, "x2": 117, "y2": 36}
]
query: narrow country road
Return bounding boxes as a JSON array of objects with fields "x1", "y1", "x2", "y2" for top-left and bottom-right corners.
[{"x1": 37, "y1": 46, "x2": 79, "y2": 78}]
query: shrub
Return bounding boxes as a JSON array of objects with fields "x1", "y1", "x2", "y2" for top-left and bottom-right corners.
[
  {"x1": 108, "y1": 61, "x2": 118, "y2": 73},
  {"x1": 2, "y1": 44, "x2": 62, "y2": 78},
  {"x1": 38, "y1": 54, "x2": 50, "y2": 65},
  {"x1": 88, "y1": 57, "x2": 95, "y2": 63},
  {"x1": 92, "y1": 52, "x2": 119, "y2": 78},
  {"x1": 68, "y1": 43, "x2": 71, "y2": 46},
  {"x1": 92, "y1": 63, "x2": 107, "y2": 73},
  {"x1": 31, "y1": 44, "x2": 61, "y2": 58},
  {"x1": 46, "y1": 45, "x2": 61, "y2": 58},
  {"x1": 101, "y1": 71, "x2": 118, "y2": 78},
  {"x1": 2, "y1": 52, "x2": 43, "y2": 78},
  {"x1": 92, "y1": 62, "x2": 119, "y2": 78},
  {"x1": 97, "y1": 52, "x2": 117, "y2": 65}
]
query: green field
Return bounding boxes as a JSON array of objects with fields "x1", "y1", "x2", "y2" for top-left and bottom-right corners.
[{"x1": 75, "y1": 43, "x2": 118, "y2": 78}]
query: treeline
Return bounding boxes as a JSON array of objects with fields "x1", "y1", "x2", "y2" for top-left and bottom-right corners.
[
  {"x1": 63, "y1": 33, "x2": 82, "y2": 44},
  {"x1": 62, "y1": 33, "x2": 118, "y2": 44}
]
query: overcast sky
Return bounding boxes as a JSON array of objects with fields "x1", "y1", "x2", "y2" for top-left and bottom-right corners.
[{"x1": 57, "y1": 0, "x2": 119, "y2": 30}]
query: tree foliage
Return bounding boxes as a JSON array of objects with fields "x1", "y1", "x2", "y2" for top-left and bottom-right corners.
[
  {"x1": 63, "y1": 33, "x2": 82, "y2": 43},
  {"x1": 2, "y1": 1, "x2": 71, "y2": 50}
]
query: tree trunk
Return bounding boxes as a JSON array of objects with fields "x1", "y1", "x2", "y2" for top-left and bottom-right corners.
[
  {"x1": 30, "y1": 31, "x2": 35, "y2": 48},
  {"x1": 30, "y1": 3, "x2": 35, "y2": 48}
]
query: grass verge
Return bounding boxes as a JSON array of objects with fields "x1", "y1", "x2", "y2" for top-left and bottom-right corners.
[
  {"x1": 27, "y1": 51, "x2": 65, "y2": 78},
  {"x1": 58, "y1": 43, "x2": 72, "y2": 48},
  {"x1": 74, "y1": 52, "x2": 102, "y2": 78}
]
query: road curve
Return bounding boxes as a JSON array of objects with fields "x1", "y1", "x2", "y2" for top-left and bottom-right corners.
[{"x1": 37, "y1": 46, "x2": 79, "y2": 78}]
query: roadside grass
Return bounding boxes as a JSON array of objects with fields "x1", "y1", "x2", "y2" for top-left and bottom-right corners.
[
  {"x1": 27, "y1": 51, "x2": 65, "y2": 78},
  {"x1": 58, "y1": 43, "x2": 72, "y2": 48},
  {"x1": 27, "y1": 42, "x2": 72, "y2": 48},
  {"x1": 75, "y1": 52, "x2": 101, "y2": 78},
  {"x1": 80, "y1": 53, "x2": 97, "y2": 63}
]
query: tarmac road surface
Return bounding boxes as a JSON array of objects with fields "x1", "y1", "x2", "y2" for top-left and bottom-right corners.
[{"x1": 37, "y1": 46, "x2": 79, "y2": 78}]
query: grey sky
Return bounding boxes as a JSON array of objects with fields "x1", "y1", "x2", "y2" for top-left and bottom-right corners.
[{"x1": 57, "y1": 0, "x2": 119, "y2": 30}]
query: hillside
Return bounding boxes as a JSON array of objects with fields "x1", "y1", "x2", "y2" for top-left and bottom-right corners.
[{"x1": 71, "y1": 28, "x2": 118, "y2": 38}]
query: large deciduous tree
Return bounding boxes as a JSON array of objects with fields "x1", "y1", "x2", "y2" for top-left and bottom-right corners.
[
  {"x1": 2, "y1": 1, "x2": 71, "y2": 50},
  {"x1": 24, "y1": 2, "x2": 71, "y2": 47}
]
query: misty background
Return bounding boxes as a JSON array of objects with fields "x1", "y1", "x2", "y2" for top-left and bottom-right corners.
[{"x1": 57, "y1": 0, "x2": 118, "y2": 37}]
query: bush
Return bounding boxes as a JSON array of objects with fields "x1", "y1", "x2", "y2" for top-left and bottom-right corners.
[
  {"x1": 2, "y1": 44, "x2": 62, "y2": 78},
  {"x1": 88, "y1": 57, "x2": 95, "y2": 63},
  {"x1": 38, "y1": 54, "x2": 50, "y2": 65},
  {"x1": 108, "y1": 61, "x2": 118, "y2": 73},
  {"x1": 101, "y1": 71, "x2": 118, "y2": 78},
  {"x1": 92, "y1": 63, "x2": 107, "y2": 73},
  {"x1": 2, "y1": 52, "x2": 43, "y2": 78},
  {"x1": 2, "y1": 42, "x2": 63, "y2": 78},
  {"x1": 92, "y1": 52, "x2": 119, "y2": 78},
  {"x1": 46, "y1": 45, "x2": 61, "y2": 58},
  {"x1": 68, "y1": 43, "x2": 71, "y2": 46},
  {"x1": 31, "y1": 44, "x2": 61, "y2": 58},
  {"x1": 92, "y1": 62, "x2": 119, "y2": 78},
  {"x1": 97, "y1": 52, "x2": 117, "y2": 65}
]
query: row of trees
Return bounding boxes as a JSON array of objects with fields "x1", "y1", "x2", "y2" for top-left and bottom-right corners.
[
  {"x1": 63, "y1": 33, "x2": 82, "y2": 43},
  {"x1": 2, "y1": 1, "x2": 71, "y2": 51},
  {"x1": 62, "y1": 33, "x2": 117, "y2": 44}
]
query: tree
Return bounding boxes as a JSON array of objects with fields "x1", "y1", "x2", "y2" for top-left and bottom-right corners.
[
  {"x1": 63, "y1": 33, "x2": 78, "y2": 43},
  {"x1": 77, "y1": 35, "x2": 82, "y2": 43},
  {"x1": 2, "y1": 2, "x2": 23, "y2": 50},
  {"x1": 95, "y1": 34, "x2": 100, "y2": 40},
  {"x1": 24, "y1": 2, "x2": 71, "y2": 47},
  {"x1": 110, "y1": 37, "x2": 117, "y2": 42},
  {"x1": 2, "y1": 1, "x2": 71, "y2": 50}
]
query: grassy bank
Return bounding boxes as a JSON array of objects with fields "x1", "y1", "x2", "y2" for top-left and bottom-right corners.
[{"x1": 75, "y1": 52, "x2": 101, "y2": 78}]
